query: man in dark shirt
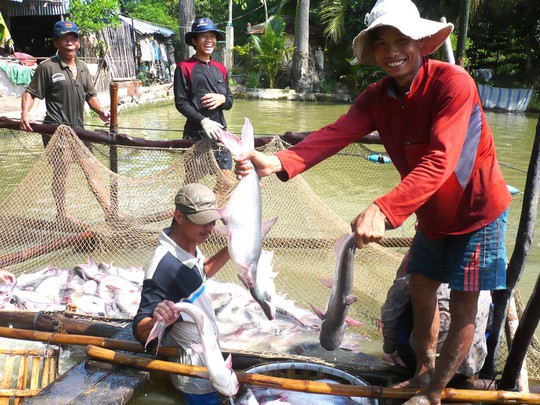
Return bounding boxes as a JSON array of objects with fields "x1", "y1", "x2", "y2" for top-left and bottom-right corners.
[
  {"x1": 174, "y1": 17, "x2": 234, "y2": 185},
  {"x1": 133, "y1": 183, "x2": 230, "y2": 405},
  {"x1": 20, "y1": 21, "x2": 111, "y2": 226}
]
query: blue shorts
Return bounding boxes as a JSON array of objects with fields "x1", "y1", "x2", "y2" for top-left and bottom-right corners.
[
  {"x1": 182, "y1": 391, "x2": 222, "y2": 404},
  {"x1": 405, "y1": 210, "x2": 507, "y2": 291}
]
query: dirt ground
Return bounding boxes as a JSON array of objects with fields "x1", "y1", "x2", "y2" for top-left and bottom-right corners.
[{"x1": 0, "y1": 94, "x2": 22, "y2": 116}]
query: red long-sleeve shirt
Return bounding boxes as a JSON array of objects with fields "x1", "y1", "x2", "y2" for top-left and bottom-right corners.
[{"x1": 276, "y1": 59, "x2": 511, "y2": 239}]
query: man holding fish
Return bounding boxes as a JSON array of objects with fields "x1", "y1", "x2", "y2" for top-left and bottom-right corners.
[
  {"x1": 234, "y1": 0, "x2": 510, "y2": 403},
  {"x1": 132, "y1": 183, "x2": 235, "y2": 404}
]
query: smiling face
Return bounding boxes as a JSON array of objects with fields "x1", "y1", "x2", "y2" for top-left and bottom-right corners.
[
  {"x1": 371, "y1": 26, "x2": 423, "y2": 93},
  {"x1": 191, "y1": 32, "x2": 217, "y2": 61}
]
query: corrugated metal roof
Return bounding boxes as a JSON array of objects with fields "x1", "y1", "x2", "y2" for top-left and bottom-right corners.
[
  {"x1": 7, "y1": 0, "x2": 69, "y2": 17},
  {"x1": 119, "y1": 15, "x2": 175, "y2": 37}
]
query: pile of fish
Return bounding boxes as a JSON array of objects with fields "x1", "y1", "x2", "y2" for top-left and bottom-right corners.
[
  {"x1": 0, "y1": 257, "x2": 144, "y2": 318},
  {"x1": 206, "y1": 279, "x2": 368, "y2": 356}
]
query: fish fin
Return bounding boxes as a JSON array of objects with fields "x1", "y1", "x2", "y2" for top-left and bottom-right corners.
[
  {"x1": 345, "y1": 294, "x2": 358, "y2": 305},
  {"x1": 225, "y1": 353, "x2": 233, "y2": 370},
  {"x1": 191, "y1": 343, "x2": 205, "y2": 354},
  {"x1": 334, "y1": 233, "x2": 351, "y2": 255},
  {"x1": 215, "y1": 224, "x2": 228, "y2": 235},
  {"x1": 216, "y1": 207, "x2": 229, "y2": 224},
  {"x1": 241, "y1": 117, "x2": 254, "y2": 151},
  {"x1": 318, "y1": 278, "x2": 333, "y2": 289},
  {"x1": 309, "y1": 303, "x2": 325, "y2": 320},
  {"x1": 261, "y1": 217, "x2": 278, "y2": 237},
  {"x1": 345, "y1": 316, "x2": 364, "y2": 326},
  {"x1": 218, "y1": 130, "x2": 245, "y2": 156},
  {"x1": 144, "y1": 321, "x2": 165, "y2": 350}
]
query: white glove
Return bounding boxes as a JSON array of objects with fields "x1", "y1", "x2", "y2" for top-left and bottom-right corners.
[{"x1": 200, "y1": 118, "x2": 223, "y2": 141}]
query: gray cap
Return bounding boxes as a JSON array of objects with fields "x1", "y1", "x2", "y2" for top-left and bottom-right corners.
[{"x1": 175, "y1": 184, "x2": 221, "y2": 225}]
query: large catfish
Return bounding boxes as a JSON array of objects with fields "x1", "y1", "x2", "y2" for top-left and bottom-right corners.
[
  {"x1": 145, "y1": 302, "x2": 239, "y2": 396},
  {"x1": 217, "y1": 118, "x2": 277, "y2": 289},
  {"x1": 311, "y1": 233, "x2": 363, "y2": 351}
]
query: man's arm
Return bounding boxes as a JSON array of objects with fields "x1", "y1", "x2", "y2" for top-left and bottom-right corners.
[
  {"x1": 204, "y1": 246, "x2": 230, "y2": 278},
  {"x1": 134, "y1": 300, "x2": 179, "y2": 344},
  {"x1": 87, "y1": 96, "x2": 110, "y2": 124},
  {"x1": 20, "y1": 92, "x2": 36, "y2": 132}
]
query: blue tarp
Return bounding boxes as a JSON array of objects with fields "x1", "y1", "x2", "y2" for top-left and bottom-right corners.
[{"x1": 477, "y1": 83, "x2": 533, "y2": 112}]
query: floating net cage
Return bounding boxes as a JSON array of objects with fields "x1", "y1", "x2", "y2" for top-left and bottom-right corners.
[{"x1": 0, "y1": 125, "x2": 537, "y2": 380}]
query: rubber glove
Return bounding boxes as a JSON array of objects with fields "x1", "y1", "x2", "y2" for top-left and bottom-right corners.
[{"x1": 200, "y1": 118, "x2": 223, "y2": 141}]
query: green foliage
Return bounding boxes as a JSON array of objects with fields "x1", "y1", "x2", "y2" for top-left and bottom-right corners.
[
  {"x1": 121, "y1": 0, "x2": 178, "y2": 30},
  {"x1": 250, "y1": 16, "x2": 293, "y2": 88},
  {"x1": 319, "y1": 78, "x2": 337, "y2": 94},
  {"x1": 68, "y1": 0, "x2": 121, "y2": 36},
  {"x1": 246, "y1": 71, "x2": 260, "y2": 88}
]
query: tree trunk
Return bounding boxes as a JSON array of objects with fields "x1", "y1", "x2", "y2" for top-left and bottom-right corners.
[
  {"x1": 291, "y1": 0, "x2": 310, "y2": 91},
  {"x1": 456, "y1": 0, "x2": 471, "y2": 66},
  {"x1": 179, "y1": 0, "x2": 195, "y2": 62}
]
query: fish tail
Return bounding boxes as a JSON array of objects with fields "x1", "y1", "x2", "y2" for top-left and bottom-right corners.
[{"x1": 241, "y1": 118, "x2": 254, "y2": 151}]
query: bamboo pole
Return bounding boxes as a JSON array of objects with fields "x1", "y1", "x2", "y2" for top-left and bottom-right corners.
[
  {"x1": 109, "y1": 82, "x2": 119, "y2": 222},
  {"x1": 0, "y1": 117, "x2": 382, "y2": 148},
  {"x1": 86, "y1": 345, "x2": 540, "y2": 403},
  {"x1": 483, "y1": 112, "x2": 540, "y2": 380},
  {"x1": 0, "y1": 312, "x2": 123, "y2": 338},
  {"x1": 0, "y1": 326, "x2": 180, "y2": 358}
]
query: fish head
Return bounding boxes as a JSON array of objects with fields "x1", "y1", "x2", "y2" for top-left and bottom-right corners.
[
  {"x1": 210, "y1": 354, "x2": 239, "y2": 396},
  {"x1": 236, "y1": 272, "x2": 253, "y2": 289},
  {"x1": 319, "y1": 319, "x2": 346, "y2": 351}
]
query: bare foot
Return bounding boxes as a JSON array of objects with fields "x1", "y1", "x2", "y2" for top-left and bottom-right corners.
[
  {"x1": 393, "y1": 372, "x2": 432, "y2": 389},
  {"x1": 56, "y1": 213, "x2": 88, "y2": 229}
]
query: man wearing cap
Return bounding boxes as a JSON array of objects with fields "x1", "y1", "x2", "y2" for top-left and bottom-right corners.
[
  {"x1": 19, "y1": 20, "x2": 111, "y2": 226},
  {"x1": 174, "y1": 17, "x2": 234, "y2": 182},
  {"x1": 133, "y1": 183, "x2": 230, "y2": 405},
  {"x1": 20, "y1": 20, "x2": 110, "y2": 134},
  {"x1": 233, "y1": 0, "x2": 510, "y2": 403}
]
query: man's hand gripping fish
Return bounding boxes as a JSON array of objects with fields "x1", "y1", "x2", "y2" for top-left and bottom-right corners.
[{"x1": 145, "y1": 302, "x2": 239, "y2": 396}]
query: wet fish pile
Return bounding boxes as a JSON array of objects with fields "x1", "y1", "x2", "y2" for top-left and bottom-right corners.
[
  {"x1": 0, "y1": 257, "x2": 143, "y2": 318},
  {"x1": 206, "y1": 280, "x2": 367, "y2": 355}
]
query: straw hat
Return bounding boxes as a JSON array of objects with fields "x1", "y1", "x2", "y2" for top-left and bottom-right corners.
[{"x1": 352, "y1": 0, "x2": 453, "y2": 65}]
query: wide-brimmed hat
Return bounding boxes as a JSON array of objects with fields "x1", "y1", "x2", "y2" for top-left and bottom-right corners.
[
  {"x1": 352, "y1": 0, "x2": 453, "y2": 65},
  {"x1": 174, "y1": 183, "x2": 222, "y2": 225},
  {"x1": 53, "y1": 20, "x2": 79, "y2": 38},
  {"x1": 184, "y1": 17, "x2": 225, "y2": 45}
]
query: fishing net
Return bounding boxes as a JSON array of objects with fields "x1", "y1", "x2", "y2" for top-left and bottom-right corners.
[{"x1": 0, "y1": 125, "x2": 537, "y2": 380}]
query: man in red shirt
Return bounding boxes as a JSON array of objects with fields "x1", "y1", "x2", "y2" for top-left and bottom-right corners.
[{"x1": 234, "y1": 0, "x2": 510, "y2": 403}]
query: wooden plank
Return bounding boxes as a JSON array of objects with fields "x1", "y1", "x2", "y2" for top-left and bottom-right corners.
[
  {"x1": 25, "y1": 325, "x2": 150, "y2": 405},
  {"x1": 1, "y1": 354, "x2": 14, "y2": 389}
]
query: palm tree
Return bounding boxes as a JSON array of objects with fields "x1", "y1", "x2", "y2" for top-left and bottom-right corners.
[{"x1": 291, "y1": 0, "x2": 310, "y2": 90}]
